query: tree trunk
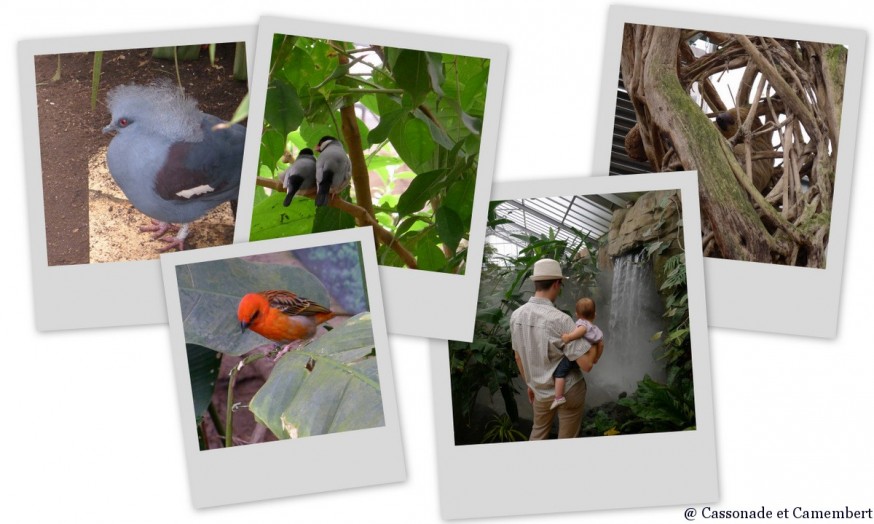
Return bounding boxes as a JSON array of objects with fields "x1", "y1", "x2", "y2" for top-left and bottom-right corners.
[{"x1": 642, "y1": 27, "x2": 772, "y2": 262}]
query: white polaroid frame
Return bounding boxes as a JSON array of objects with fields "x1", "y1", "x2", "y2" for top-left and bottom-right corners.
[
  {"x1": 234, "y1": 16, "x2": 508, "y2": 342},
  {"x1": 592, "y1": 6, "x2": 866, "y2": 338},
  {"x1": 161, "y1": 227, "x2": 405, "y2": 508},
  {"x1": 431, "y1": 172, "x2": 717, "y2": 519},
  {"x1": 19, "y1": 26, "x2": 256, "y2": 331}
]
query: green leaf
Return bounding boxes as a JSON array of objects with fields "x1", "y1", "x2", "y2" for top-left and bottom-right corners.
[
  {"x1": 412, "y1": 108, "x2": 454, "y2": 149},
  {"x1": 443, "y1": 173, "x2": 476, "y2": 227},
  {"x1": 461, "y1": 110, "x2": 483, "y2": 135},
  {"x1": 259, "y1": 129, "x2": 286, "y2": 172},
  {"x1": 313, "y1": 63, "x2": 351, "y2": 89},
  {"x1": 224, "y1": 93, "x2": 249, "y2": 127},
  {"x1": 368, "y1": 108, "x2": 405, "y2": 146},
  {"x1": 395, "y1": 215, "x2": 430, "y2": 237},
  {"x1": 416, "y1": 241, "x2": 446, "y2": 272},
  {"x1": 390, "y1": 116, "x2": 435, "y2": 172},
  {"x1": 393, "y1": 50, "x2": 431, "y2": 106},
  {"x1": 265, "y1": 77, "x2": 304, "y2": 138},
  {"x1": 425, "y1": 52, "x2": 446, "y2": 96},
  {"x1": 249, "y1": 312, "x2": 384, "y2": 438},
  {"x1": 299, "y1": 118, "x2": 338, "y2": 147},
  {"x1": 250, "y1": 191, "x2": 316, "y2": 241},
  {"x1": 312, "y1": 199, "x2": 356, "y2": 233},
  {"x1": 435, "y1": 207, "x2": 464, "y2": 253},
  {"x1": 461, "y1": 68, "x2": 489, "y2": 113},
  {"x1": 186, "y1": 343, "x2": 222, "y2": 422},
  {"x1": 175, "y1": 258, "x2": 331, "y2": 356},
  {"x1": 396, "y1": 169, "x2": 446, "y2": 215}
]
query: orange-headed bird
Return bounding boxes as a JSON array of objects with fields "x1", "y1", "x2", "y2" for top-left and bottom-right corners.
[{"x1": 237, "y1": 290, "x2": 336, "y2": 347}]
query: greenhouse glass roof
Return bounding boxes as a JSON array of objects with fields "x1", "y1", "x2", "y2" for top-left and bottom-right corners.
[{"x1": 488, "y1": 192, "x2": 634, "y2": 254}]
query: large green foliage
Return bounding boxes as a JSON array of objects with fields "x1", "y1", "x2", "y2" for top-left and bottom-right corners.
[
  {"x1": 249, "y1": 312, "x2": 383, "y2": 439},
  {"x1": 176, "y1": 252, "x2": 382, "y2": 447},
  {"x1": 252, "y1": 35, "x2": 490, "y2": 272}
]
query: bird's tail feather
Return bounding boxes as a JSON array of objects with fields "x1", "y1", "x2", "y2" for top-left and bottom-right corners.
[
  {"x1": 315, "y1": 170, "x2": 334, "y2": 207},
  {"x1": 283, "y1": 176, "x2": 304, "y2": 207}
]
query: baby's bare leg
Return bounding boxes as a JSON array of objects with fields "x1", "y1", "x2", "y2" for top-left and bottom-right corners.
[{"x1": 555, "y1": 376, "x2": 566, "y2": 399}]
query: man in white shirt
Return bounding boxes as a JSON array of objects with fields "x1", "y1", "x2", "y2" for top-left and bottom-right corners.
[{"x1": 510, "y1": 258, "x2": 599, "y2": 439}]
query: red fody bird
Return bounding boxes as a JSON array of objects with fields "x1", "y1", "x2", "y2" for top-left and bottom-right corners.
[{"x1": 237, "y1": 290, "x2": 335, "y2": 347}]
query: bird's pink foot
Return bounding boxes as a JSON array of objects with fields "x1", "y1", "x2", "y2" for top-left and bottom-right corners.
[
  {"x1": 139, "y1": 220, "x2": 178, "y2": 240},
  {"x1": 272, "y1": 341, "x2": 303, "y2": 362},
  {"x1": 158, "y1": 236, "x2": 186, "y2": 253},
  {"x1": 155, "y1": 223, "x2": 190, "y2": 253}
]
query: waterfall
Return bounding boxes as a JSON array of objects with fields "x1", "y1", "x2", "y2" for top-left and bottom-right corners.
[{"x1": 585, "y1": 250, "x2": 666, "y2": 408}]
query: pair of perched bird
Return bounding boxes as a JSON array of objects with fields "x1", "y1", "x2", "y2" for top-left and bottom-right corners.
[
  {"x1": 103, "y1": 82, "x2": 245, "y2": 252},
  {"x1": 280, "y1": 137, "x2": 351, "y2": 208}
]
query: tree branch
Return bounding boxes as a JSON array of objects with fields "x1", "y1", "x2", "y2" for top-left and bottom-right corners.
[
  {"x1": 328, "y1": 198, "x2": 418, "y2": 269},
  {"x1": 735, "y1": 35, "x2": 821, "y2": 141},
  {"x1": 254, "y1": 177, "x2": 418, "y2": 269}
]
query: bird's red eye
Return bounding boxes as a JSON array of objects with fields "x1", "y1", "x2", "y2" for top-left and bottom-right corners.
[{"x1": 119, "y1": 118, "x2": 128, "y2": 127}]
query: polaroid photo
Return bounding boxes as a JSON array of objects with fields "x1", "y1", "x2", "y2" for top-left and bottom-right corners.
[
  {"x1": 233, "y1": 16, "x2": 508, "y2": 341},
  {"x1": 20, "y1": 26, "x2": 255, "y2": 331},
  {"x1": 432, "y1": 171, "x2": 717, "y2": 519},
  {"x1": 160, "y1": 227, "x2": 404, "y2": 508},
  {"x1": 592, "y1": 6, "x2": 866, "y2": 337}
]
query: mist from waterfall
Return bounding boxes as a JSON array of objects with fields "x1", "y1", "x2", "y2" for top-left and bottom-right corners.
[{"x1": 585, "y1": 250, "x2": 666, "y2": 407}]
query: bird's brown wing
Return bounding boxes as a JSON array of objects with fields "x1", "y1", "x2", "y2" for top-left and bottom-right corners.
[{"x1": 262, "y1": 290, "x2": 332, "y2": 317}]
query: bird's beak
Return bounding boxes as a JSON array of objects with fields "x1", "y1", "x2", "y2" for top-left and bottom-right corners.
[
  {"x1": 102, "y1": 124, "x2": 116, "y2": 135},
  {"x1": 240, "y1": 321, "x2": 249, "y2": 333}
]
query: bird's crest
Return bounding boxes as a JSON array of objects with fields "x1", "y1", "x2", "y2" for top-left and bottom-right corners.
[{"x1": 106, "y1": 81, "x2": 204, "y2": 143}]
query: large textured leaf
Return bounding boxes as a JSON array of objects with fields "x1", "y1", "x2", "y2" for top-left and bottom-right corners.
[
  {"x1": 264, "y1": 77, "x2": 304, "y2": 138},
  {"x1": 176, "y1": 258, "x2": 331, "y2": 356},
  {"x1": 435, "y1": 206, "x2": 464, "y2": 253},
  {"x1": 425, "y1": 52, "x2": 446, "y2": 96},
  {"x1": 249, "y1": 312, "x2": 383, "y2": 438},
  {"x1": 415, "y1": 241, "x2": 446, "y2": 272},
  {"x1": 312, "y1": 189, "x2": 356, "y2": 233},
  {"x1": 294, "y1": 243, "x2": 369, "y2": 315},
  {"x1": 393, "y1": 50, "x2": 431, "y2": 107},
  {"x1": 396, "y1": 168, "x2": 446, "y2": 216},
  {"x1": 186, "y1": 343, "x2": 222, "y2": 422},
  {"x1": 389, "y1": 115, "x2": 435, "y2": 173},
  {"x1": 249, "y1": 191, "x2": 316, "y2": 241},
  {"x1": 442, "y1": 172, "x2": 476, "y2": 227}
]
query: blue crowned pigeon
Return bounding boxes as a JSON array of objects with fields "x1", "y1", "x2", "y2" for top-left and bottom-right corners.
[
  {"x1": 314, "y1": 136, "x2": 351, "y2": 206},
  {"x1": 280, "y1": 148, "x2": 317, "y2": 207},
  {"x1": 102, "y1": 83, "x2": 245, "y2": 252}
]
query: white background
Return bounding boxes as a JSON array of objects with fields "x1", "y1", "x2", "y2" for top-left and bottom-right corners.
[{"x1": 3, "y1": 0, "x2": 871, "y2": 522}]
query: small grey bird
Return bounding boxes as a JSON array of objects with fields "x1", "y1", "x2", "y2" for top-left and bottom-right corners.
[
  {"x1": 314, "y1": 136, "x2": 351, "y2": 206},
  {"x1": 281, "y1": 148, "x2": 317, "y2": 207},
  {"x1": 102, "y1": 82, "x2": 245, "y2": 252}
]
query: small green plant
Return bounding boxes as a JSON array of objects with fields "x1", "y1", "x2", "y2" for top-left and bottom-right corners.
[{"x1": 481, "y1": 413, "x2": 527, "y2": 443}]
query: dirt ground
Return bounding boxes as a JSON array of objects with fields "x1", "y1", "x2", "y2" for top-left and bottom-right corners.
[{"x1": 34, "y1": 43, "x2": 248, "y2": 265}]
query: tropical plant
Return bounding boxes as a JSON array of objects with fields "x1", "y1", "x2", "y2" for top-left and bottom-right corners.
[
  {"x1": 481, "y1": 414, "x2": 527, "y2": 443},
  {"x1": 252, "y1": 35, "x2": 491, "y2": 273},
  {"x1": 176, "y1": 251, "x2": 382, "y2": 449}
]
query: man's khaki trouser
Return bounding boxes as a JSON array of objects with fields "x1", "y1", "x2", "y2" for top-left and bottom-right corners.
[{"x1": 530, "y1": 378, "x2": 587, "y2": 440}]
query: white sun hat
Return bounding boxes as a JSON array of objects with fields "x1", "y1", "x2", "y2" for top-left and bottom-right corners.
[{"x1": 530, "y1": 258, "x2": 568, "y2": 281}]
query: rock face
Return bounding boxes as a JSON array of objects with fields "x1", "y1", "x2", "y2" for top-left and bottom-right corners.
[
  {"x1": 603, "y1": 189, "x2": 683, "y2": 291},
  {"x1": 607, "y1": 190, "x2": 681, "y2": 257}
]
